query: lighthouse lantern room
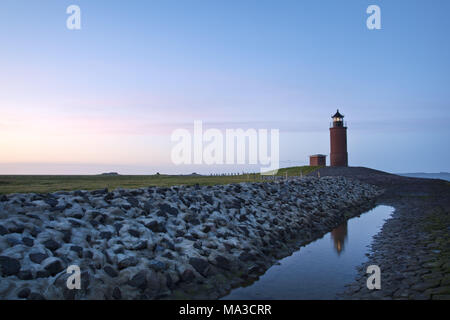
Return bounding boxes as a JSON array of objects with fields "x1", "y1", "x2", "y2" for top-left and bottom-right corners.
[{"x1": 329, "y1": 109, "x2": 348, "y2": 167}]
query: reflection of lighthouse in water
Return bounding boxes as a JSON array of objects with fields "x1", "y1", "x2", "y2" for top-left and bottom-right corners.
[{"x1": 331, "y1": 222, "x2": 348, "y2": 255}]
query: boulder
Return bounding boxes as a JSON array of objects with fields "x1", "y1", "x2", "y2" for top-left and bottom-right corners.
[
  {"x1": 43, "y1": 239, "x2": 61, "y2": 251},
  {"x1": 189, "y1": 257, "x2": 210, "y2": 277},
  {"x1": 43, "y1": 258, "x2": 65, "y2": 276},
  {"x1": 0, "y1": 256, "x2": 21, "y2": 276},
  {"x1": 104, "y1": 265, "x2": 119, "y2": 278},
  {"x1": 118, "y1": 257, "x2": 139, "y2": 270},
  {"x1": 128, "y1": 270, "x2": 148, "y2": 290}
]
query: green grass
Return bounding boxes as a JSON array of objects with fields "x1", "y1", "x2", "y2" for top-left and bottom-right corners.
[
  {"x1": 0, "y1": 166, "x2": 322, "y2": 195},
  {"x1": 272, "y1": 166, "x2": 322, "y2": 177}
]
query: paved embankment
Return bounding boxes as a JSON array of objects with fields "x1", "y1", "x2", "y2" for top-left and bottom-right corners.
[{"x1": 308, "y1": 167, "x2": 450, "y2": 300}]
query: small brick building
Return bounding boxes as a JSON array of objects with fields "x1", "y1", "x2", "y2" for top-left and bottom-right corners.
[{"x1": 310, "y1": 154, "x2": 326, "y2": 166}]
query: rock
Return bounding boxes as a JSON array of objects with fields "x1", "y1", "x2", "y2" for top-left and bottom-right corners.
[
  {"x1": 104, "y1": 265, "x2": 119, "y2": 278},
  {"x1": 83, "y1": 250, "x2": 93, "y2": 259},
  {"x1": 81, "y1": 270, "x2": 91, "y2": 292},
  {"x1": 112, "y1": 287, "x2": 122, "y2": 299},
  {"x1": 185, "y1": 214, "x2": 201, "y2": 225},
  {"x1": 64, "y1": 205, "x2": 84, "y2": 219},
  {"x1": 181, "y1": 269, "x2": 195, "y2": 282},
  {"x1": 70, "y1": 246, "x2": 83, "y2": 256},
  {"x1": 148, "y1": 260, "x2": 166, "y2": 272},
  {"x1": 163, "y1": 251, "x2": 174, "y2": 259},
  {"x1": 0, "y1": 225, "x2": 7, "y2": 235},
  {"x1": 43, "y1": 258, "x2": 64, "y2": 276},
  {"x1": 113, "y1": 247, "x2": 124, "y2": 254},
  {"x1": 160, "y1": 239, "x2": 175, "y2": 251},
  {"x1": 61, "y1": 230, "x2": 72, "y2": 243},
  {"x1": 143, "y1": 202, "x2": 153, "y2": 214},
  {"x1": 215, "y1": 255, "x2": 232, "y2": 271},
  {"x1": 189, "y1": 257, "x2": 210, "y2": 277},
  {"x1": 114, "y1": 223, "x2": 123, "y2": 234},
  {"x1": 156, "y1": 210, "x2": 168, "y2": 218},
  {"x1": 29, "y1": 252, "x2": 49, "y2": 264},
  {"x1": 7, "y1": 224, "x2": 24, "y2": 234},
  {"x1": 248, "y1": 264, "x2": 263, "y2": 275},
  {"x1": 193, "y1": 241, "x2": 202, "y2": 250},
  {"x1": 22, "y1": 237, "x2": 34, "y2": 247},
  {"x1": 184, "y1": 234, "x2": 196, "y2": 241},
  {"x1": 18, "y1": 270, "x2": 34, "y2": 280},
  {"x1": 127, "y1": 197, "x2": 139, "y2": 207},
  {"x1": 29, "y1": 227, "x2": 42, "y2": 238},
  {"x1": 203, "y1": 195, "x2": 214, "y2": 205},
  {"x1": 0, "y1": 256, "x2": 21, "y2": 276},
  {"x1": 36, "y1": 270, "x2": 50, "y2": 278},
  {"x1": 238, "y1": 252, "x2": 255, "y2": 262},
  {"x1": 74, "y1": 190, "x2": 85, "y2": 197},
  {"x1": 128, "y1": 270, "x2": 148, "y2": 289},
  {"x1": 128, "y1": 229, "x2": 140, "y2": 237},
  {"x1": 104, "y1": 193, "x2": 114, "y2": 201},
  {"x1": 166, "y1": 274, "x2": 174, "y2": 289},
  {"x1": 99, "y1": 231, "x2": 113, "y2": 240},
  {"x1": 175, "y1": 229, "x2": 184, "y2": 237},
  {"x1": 411, "y1": 280, "x2": 440, "y2": 292},
  {"x1": 118, "y1": 257, "x2": 138, "y2": 270},
  {"x1": 131, "y1": 240, "x2": 147, "y2": 250},
  {"x1": 154, "y1": 245, "x2": 164, "y2": 253},
  {"x1": 6, "y1": 237, "x2": 22, "y2": 246},
  {"x1": 156, "y1": 188, "x2": 168, "y2": 195},
  {"x1": 43, "y1": 196, "x2": 58, "y2": 207},
  {"x1": 159, "y1": 203, "x2": 178, "y2": 216},
  {"x1": 17, "y1": 288, "x2": 31, "y2": 299},
  {"x1": 145, "y1": 221, "x2": 166, "y2": 233},
  {"x1": 43, "y1": 239, "x2": 61, "y2": 251},
  {"x1": 28, "y1": 292, "x2": 46, "y2": 300},
  {"x1": 68, "y1": 219, "x2": 83, "y2": 227}
]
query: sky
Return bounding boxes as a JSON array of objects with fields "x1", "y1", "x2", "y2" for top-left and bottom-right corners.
[{"x1": 0, "y1": 0, "x2": 449, "y2": 174}]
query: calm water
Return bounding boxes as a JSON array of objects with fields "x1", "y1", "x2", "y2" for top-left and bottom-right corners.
[
  {"x1": 223, "y1": 205, "x2": 394, "y2": 300},
  {"x1": 397, "y1": 172, "x2": 450, "y2": 182}
]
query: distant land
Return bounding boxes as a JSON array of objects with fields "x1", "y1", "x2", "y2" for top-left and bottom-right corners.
[{"x1": 397, "y1": 172, "x2": 450, "y2": 182}]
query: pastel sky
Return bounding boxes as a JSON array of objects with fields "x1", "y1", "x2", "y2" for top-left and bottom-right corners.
[{"x1": 0, "y1": 0, "x2": 449, "y2": 174}]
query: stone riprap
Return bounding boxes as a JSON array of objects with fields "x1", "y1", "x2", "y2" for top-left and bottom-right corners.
[{"x1": 0, "y1": 176, "x2": 382, "y2": 300}]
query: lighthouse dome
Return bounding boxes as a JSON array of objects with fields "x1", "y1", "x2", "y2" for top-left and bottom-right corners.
[{"x1": 332, "y1": 109, "x2": 344, "y2": 119}]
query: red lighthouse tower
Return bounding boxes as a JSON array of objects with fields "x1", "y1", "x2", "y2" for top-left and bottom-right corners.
[{"x1": 330, "y1": 109, "x2": 348, "y2": 167}]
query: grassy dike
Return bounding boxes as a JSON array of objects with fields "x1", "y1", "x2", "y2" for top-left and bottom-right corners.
[{"x1": 0, "y1": 166, "x2": 321, "y2": 195}]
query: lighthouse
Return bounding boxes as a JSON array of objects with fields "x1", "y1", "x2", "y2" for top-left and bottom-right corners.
[{"x1": 330, "y1": 109, "x2": 348, "y2": 167}]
